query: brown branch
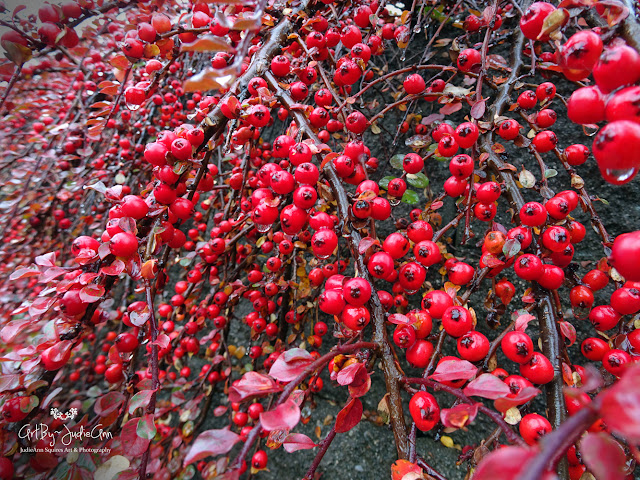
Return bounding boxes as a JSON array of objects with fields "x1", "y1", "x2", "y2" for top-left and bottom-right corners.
[{"x1": 266, "y1": 69, "x2": 411, "y2": 459}]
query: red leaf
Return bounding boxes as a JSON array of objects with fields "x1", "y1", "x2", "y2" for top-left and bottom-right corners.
[
  {"x1": 580, "y1": 432, "x2": 628, "y2": 480},
  {"x1": 471, "y1": 97, "x2": 487, "y2": 119},
  {"x1": 599, "y1": 364, "x2": 640, "y2": 442},
  {"x1": 515, "y1": 314, "x2": 536, "y2": 331},
  {"x1": 38, "y1": 267, "x2": 68, "y2": 284},
  {"x1": 283, "y1": 433, "x2": 317, "y2": 452},
  {"x1": 494, "y1": 386, "x2": 541, "y2": 413},
  {"x1": 421, "y1": 113, "x2": 444, "y2": 125},
  {"x1": 129, "y1": 308, "x2": 150, "y2": 327},
  {"x1": 321, "y1": 152, "x2": 339, "y2": 170},
  {"x1": 183, "y1": 428, "x2": 241, "y2": 466},
  {"x1": 559, "y1": 321, "x2": 577, "y2": 347},
  {"x1": 94, "y1": 391, "x2": 125, "y2": 417},
  {"x1": 336, "y1": 363, "x2": 365, "y2": 386},
  {"x1": 121, "y1": 417, "x2": 151, "y2": 459},
  {"x1": 335, "y1": 398, "x2": 363, "y2": 433},
  {"x1": 35, "y1": 252, "x2": 57, "y2": 267},
  {"x1": 1, "y1": 318, "x2": 32, "y2": 343},
  {"x1": 228, "y1": 371, "x2": 281, "y2": 403},
  {"x1": 388, "y1": 313, "x2": 412, "y2": 325},
  {"x1": 463, "y1": 374, "x2": 510, "y2": 400},
  {"x1": 128, "y1": 390, "x2": 155, "y2": 415},
  {"x1": 391, "y1": 459, "x2": 423, "y2": 480},
  {"x1": 473, "y1": 446, "x2": 537, "y2": 480},
  {"x1": 269, "y1": 348, "x2": 313, "y2": 382},
  {"x1": 9, "y1": 265, "x2": 40, "y2": 280},
  {"x1": 358, "y1": 236, "x2": 379, "y2": 255},
  {"x1": 259, "y1": 399, "x2": 301, "y2": 432},
  {"x1": 440, "y1": 403, "x2": 479, "y2": 429},
  {"x1": 597, "y1": 0, "x2": 629, "y2": 27},
  {"x1": 439, "y1": 101, "x2": 462, "y2": 115},
  {"x1": 428, "y1": 359, "x2": 477, "y2": 383},
  {"x1": 79, "y1": 284, "x2": 105, "y2": 303},
  {"x1": 101, "y1": 259, "x2": 126, "y2": 276},
  {"x1": 29, "y1": 296, "x2": 55, "y2": 317}
]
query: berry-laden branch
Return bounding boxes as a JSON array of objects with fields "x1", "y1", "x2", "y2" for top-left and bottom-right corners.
[{"x1": 266, "y1": 69, "x2": 410, "y2": 459}]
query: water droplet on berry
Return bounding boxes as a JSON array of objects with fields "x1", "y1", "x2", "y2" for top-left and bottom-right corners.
[
  {"x1": 126, "y1": 101, "x2": 141, "y2": 111},
  {"x1": 389, "y1": 197, "x2": 401, "y2": 207},
  {"x1": 602, "y1": 167, "x2": 638, "y2": 184},
  {"x1": 256, "y1": 223, "x2": 271, "y2": 233},
  {"x1": 582, "y1": 124, "x2": 599, "y2": 137}
]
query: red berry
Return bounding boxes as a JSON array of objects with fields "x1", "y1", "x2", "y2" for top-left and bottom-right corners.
[{"x1": 409, "y1": 392, "x2": 440, "y2": 432}]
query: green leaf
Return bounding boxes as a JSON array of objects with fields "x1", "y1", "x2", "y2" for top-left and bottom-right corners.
[
  {"x1": 379, "y1": 176, "x2": 395, "y2": 189},
  {"x1": 136, "y1": 414, "x2": 157, "y2": 440},
  {"x1": 406, "y1": 172, "x2": 429, "y2": 188},
  {"x1": 390, "y1": 154, "x2": 404, "y2": 170},
  {"x1": 401, "y1": 189, "x2": 420, "y2": 205},
  {"x1": 502, "y1": 238, "x2": 521, "y2": 258},
  {"x1": 544, "y1": 169, "x2": 557, "y2": 179}
]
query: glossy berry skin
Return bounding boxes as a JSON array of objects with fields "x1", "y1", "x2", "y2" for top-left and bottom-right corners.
[
  {"x1": 311, "y1": 229, "x2": 338, "y2": 259},
  {"x1": 393, "y1": 324, "x2": 417, "y2": 349},
  {"x1": 398, "y1": 262, "x2": 427, "y2": 293},
  {"x1": 560, "y1": 30, "x2": 603, "y2": 81},
  {"x1": 421, "y1": 290, "x2": 453, "y2": 319},
  {"x1": 520, "y1": 202, "x2": 547, "y2": 227},
  {"x1": 593, "y1": 45, "x2": 640, "y2": 93},
  {"x1": 343, "y1": 277, "x2": 372, "y2": 306},
  {"x1": 567, "y1": 86, "x2": 605, "y2": 125},
  {"x1": 610, "y1": 231, "x2": 640, "y2": 281},
  {"x1": 404, "y1": 74, "x2": 425, "y2": 94},
  {"x1": 383, "y1": 232, "x2": 410, "y2": 259},
  {"x1": 520, "y1": 2, "x2": 556, "y2": 41},
  {"x1": 457, "y1": 331, "x2": 490, "y2": 362},
  {"x1": 441, "y1": 306, "x2": 473, "y2": 338},
  {"x1": 501, "y1": 331, "x2": 534, "y2": 364},
  {"x1": 519, "y1": 352, "x2": 554, "y2": 384},
  {"x1": 537, "y1": 264, "x2": 565, "y2": 290},
  {"x1": 109, "y1": 232, "x2": 139, "y2": 257},
  {"x1": 341, "y1": 305, "x2": 370, "y2": 330},
  {"x1": 403, "y1": 153, "x2": 424, "y2": 174},
  {"x1": 252, "y1": 450, "x2": 268, "y2": 469},
  {"x1": 318, "y1": 289, "x2": 345, "y2": 315},
  {"x1": 564, "y1": 144, "x2": 590, "y2": 166},
  {"x1": 610, "y1": 287, "x2": 640, "y2": 315},
  {"x1": 602, "y1": 349, "x2": 632, "y2": 377},
  {"x1": 497, "y1": 119, "x2": 521, "y2": 140},
  {"x1": 593, "y1": 120, "x2": 640, "y2": 176},
  {"x1": 476, "y1": 182, "x2": 501, "y2": 203},
  {"x1": 589, "y1": 305, "x2": 620, "y2": 331},
  {"x1": 454, "y1": 122, "x2": 479, "y2": 149},
  {"x1": 532, "y1": 131, "x2": 557, "y2": 153},
  {"x1": 519, "y1": 413, "x2": 552, "y2": 445},
  {"x1": 409, "y1": 392, "x2": 440, "y2": 432},
  {"x1": 517, "y1": 90, "x2": 537, "y2": 110},
  {"x1": 542, "y1": 226, "x2": 571, "y2": 253},
  {"x1": 514, "y1": 254, "x2": 543, "y2": 281},
  {"x1": 414, "y1": 241, "x2": 441, "y2": 267},
  {"x1": 581, "y1": 337, "x2": 610, "y2": 361},
  {"x1": 449, "y1": 154, "x2": 474, "y2": 178},
  {"x1": 605, "y1": 86, "x2": 640, "y2": 123},
  {"x1": 367, "y1": 251, "x2": 396, "y2": 280},
  {"x1": 406, "y1": 340, "x2": 434, "y2": 368},
  {"x1": 457, "y1": 48, "x2": 482, "y2": 72}
]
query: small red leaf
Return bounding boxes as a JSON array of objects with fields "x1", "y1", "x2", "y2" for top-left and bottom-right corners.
[
  {"x1": 336, "y1": 363, "x2": 365, "y2": 386},
  {"x1": 471, "y1": 97, "x2": 487, "y2": 119},
  {"x1": 228, "y1": 371, "x2": 281, "y2": 403},
  {"x1": 388, "y1": 313, "x2": 411, "y2": 325},
  {"x1": 283, "y1": 433, "x2": 317, "y2": 452},
  {"x1": 269, "y1": 348, "x2": 313, "y2": 382},
  {"x1": 128, "y1": 390, "x2": 155, "y2": 415},
  {"x1": 599, "y1": 364, "x2": 640, "y2": 442},
  {"x1": 259, "y1": 399, "x2": 301, "y2": 432},
  {"x1": 391, "y1": 459, "x2": 423, "y2": 480},
  {"x1": 580, "y1": 432, "x2": 628, "y2": 480},
  {"x1": 335, "y1": 398, "x2": 363, "y2": 433},
  {"x1": 94, "y1": 391, "x2": 125, "y2": 417},
  {"x1": 79, "y1": 284, "x2": 105, "y2": 303},
  {"x1": 9, "y1": 265, "x2": 40, "y2": 280},
  {"x1": 358, "y1": 236, "x2": 379, "y2": 255},
  {"x1": 463, "y1": 374, "x2": 510, "y2": 400},
  {"x1": 440, "y1": 403, "x2": 479, "y2": 429},
  {"x1": 121, "y1": 417, "x2": 151, "y2": 459},
  {"x1": 429, "y1": 359, "x2": 477, "y2": 383},
  {"x1": 183, "y1": 428, "x2": 241, "y2": 466},
  {"x1": 494, "y1": 386, "x2": 541, "y2": 413},
  {"x1": 473, "y1": 446, "x2": 537, "y2": 480},
  {"x1": 559, "y1": 321, "x2": 577, "y2": 347},
  {"x1": 515, "y1": 314, "x2": 536, "y2": 331}
]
